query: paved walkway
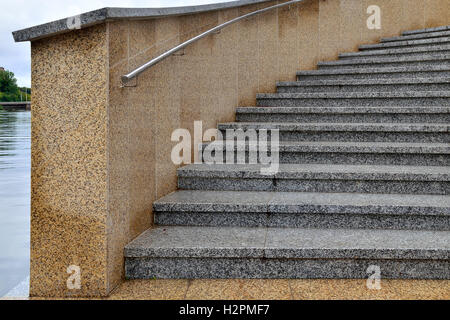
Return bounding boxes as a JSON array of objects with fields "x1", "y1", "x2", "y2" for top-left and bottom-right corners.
[
  {"x1": 3, "y1": 279, "x2": 449, "y2": 300},
  {"x1": 108, "y1": 279, "x2": 450, "y2": 300}
]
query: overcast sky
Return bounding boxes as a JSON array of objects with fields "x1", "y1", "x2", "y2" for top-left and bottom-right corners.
[{"x1": 0, "y1": 0, "x2": 234, "y2": 87}]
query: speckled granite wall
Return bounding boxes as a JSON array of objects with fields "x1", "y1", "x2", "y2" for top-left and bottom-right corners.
[
  {"x1": 30, "y1": 0, "x2": 449, "y2": 297},
  {"x1": 31, "y1": 24, "x2": 109, "y2": 297}
]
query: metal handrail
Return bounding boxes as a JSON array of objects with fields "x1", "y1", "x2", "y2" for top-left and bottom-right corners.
[{"x1": 121, "y1": 0, "x2": 303, "y2": 86}]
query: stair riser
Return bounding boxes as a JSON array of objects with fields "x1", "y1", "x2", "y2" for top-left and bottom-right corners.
[
  {"x1": 360, "y1": 39, "x2": 450, "y2": 51},
  {"x1": 280, "y1": 132, "x2": 448, "y2": 143},
  {"x1": 236, "y1": 113, "x2": 450, "y2": 124},
  {"x1": 403, "y1": 26, "x2": 450, "y2": 36},
  {"x1": 340, "y1": 51, "x2": 450, "y2": 60},
  {"x1": 340, "y1": 47, "x2": 450, "y2": 59},
  {"x1": 178, "y1": 177, "x2": 449, "y2": 195},
  {"x1": 256, "y1": 97, "x2": 450, "y2": 108},
  {"x1": 382, "y1": 31, "x2": 450, "y2": 42},
  {"x1": 279, "y1": 152, "x2": 449, "y2": 166},
  {"x1": 218, "y1": 130, "x2": 448, "y2": 143},
  {"x1": 277, "y1": 83, "x2": 450, "y2": 93},
  {"x1": 318, "y1": 61, "x2": 450, "y2": 70},
  {"x1": 126, "y1": 258, "x2": 450, "y2": 280},
  {"x1": 200, "y1": 150, "x2": 449, "y2": 166},
  {"x1": 297, "y1": 71, "x2": 450, "y2": 80},
  {"x1": 155, "y1": 211, "x2": 449, "y2": 231}
]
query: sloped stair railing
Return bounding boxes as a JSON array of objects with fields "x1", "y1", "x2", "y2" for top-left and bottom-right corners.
[{"x1": 121, "y1": 0, "x2": 304, "y2": 87}]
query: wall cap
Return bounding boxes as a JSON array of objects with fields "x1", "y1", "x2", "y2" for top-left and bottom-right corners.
[{"x1": 12, "y1": 0, "x2": 272, "y2": 42}]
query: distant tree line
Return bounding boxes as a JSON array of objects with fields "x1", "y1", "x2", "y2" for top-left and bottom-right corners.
[{"x1": 0, "y1": 68, "x2": 31, "y2": 102}]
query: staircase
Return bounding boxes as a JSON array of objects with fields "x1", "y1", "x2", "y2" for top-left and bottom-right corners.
[{"x1": 125, "y1": 26, "x2": 450, "y2": 280}]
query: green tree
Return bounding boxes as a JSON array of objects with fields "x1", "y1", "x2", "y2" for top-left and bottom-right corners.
[{"x1": 0, "y1": 69, "x2": 21, "y2": 102}]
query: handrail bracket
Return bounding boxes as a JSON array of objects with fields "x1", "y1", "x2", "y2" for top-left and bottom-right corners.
[{"x1": 120, "y1": 76, "x2": 137, "y2": 88}]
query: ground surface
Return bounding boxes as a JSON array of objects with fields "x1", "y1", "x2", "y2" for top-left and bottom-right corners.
[{"x1": 4, "y1": 279, "x2": 445, "y2": 300}]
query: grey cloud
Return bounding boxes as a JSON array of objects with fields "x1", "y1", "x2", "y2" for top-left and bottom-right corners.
[{"x1": 0, "y1": 0, "x2": 233, "y2": 87}]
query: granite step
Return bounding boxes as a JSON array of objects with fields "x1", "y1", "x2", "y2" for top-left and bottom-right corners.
[
  {"x1": 256, "y1": 91, "x2": 450, "y2": 107},
  {"x1": 317, "y1": 55, "x2": 450, "y2": 70},
  {"x1": 359, "y1": 37, "x2": 450, "y2": 51},
  {"x1": 277, "y1": 78, "x2": 450, "y2": 93},
  {"x1": 218, "y1": 122, "x2": 449, "y2": 143},
  {"x1": 235, "y1": 106, "x2": 450, "y2": 124},
  {"x1": 403, "y1": 25, "x2": 450, "y2": 36},
  {"x1": 153, "y1": 190, "x2": 450, "y2": 231},
  {"x1": 382, "y1": 30, "x2": 450, "y2": 43},
  {"x1": 177, "y1": 164, "x2": 449, "y2": 195},
  {"x1": 339, "y1": 45, "x2": 450, "y2": 60},
  {"x1": 125, "y1": 24, "x2": 450, "y2": 282},
  {"x1": 124, "y1": 226, "x2": 450, "y2": 279},
  {"x1": 199, "y1": 141, "x2": 450, "y2": 166},
  {"x1": 296, "y1": 66, "x2": 450, "y2": 80}
]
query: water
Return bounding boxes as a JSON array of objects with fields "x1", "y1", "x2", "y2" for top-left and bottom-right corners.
[{"x1": 0, "y1": 109, "x2": 30, "y2": 297}]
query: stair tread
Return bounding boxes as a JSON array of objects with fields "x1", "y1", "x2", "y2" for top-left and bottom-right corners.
[
  {"x1": 178, "y1": 163, "x2": 450, "y2": 181},
  {"x1": 154, "y1": 190, "x2": 450, "y2": 215},
  {"x1": 218, "y1": 122, "x2": 449, "y2": 132},
  {"x1": 278, "y1": 78, "x2": 450, "y2": 86},
  {"x1": 383, "y1": 30, "x2": 450, "y2": 42},
  {"x1": 236, "y1": 106, "x2": 450, "y2": 113},
  {"x1": 340, "y1": 45, "x2": 450, "y2": 58},
  {"x1": 403, "y1": 25, "x2": 450, "y2": 36},
  {"x1": 124, "y1": 226, "x2": 450, "y2": 260},
  {"x1": 359, "y1": 37, "x2": 450, "y2": 50},
  {"x1": 317, "y1": 54, "x2": 450, "y2": 66},
  {"x1": 202, "y1": 141, "x2": 450, "y2": 153},
  {"x1": 257, "y1": 91, "x2": 450, "y2": 99},
  {"x1": 297, "y1": 65, "x2": 450, "y2": 75}
]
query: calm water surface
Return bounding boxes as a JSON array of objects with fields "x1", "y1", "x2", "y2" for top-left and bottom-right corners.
[{"x1": 0, "y1": 109, "x2": 30, "y2": 296}]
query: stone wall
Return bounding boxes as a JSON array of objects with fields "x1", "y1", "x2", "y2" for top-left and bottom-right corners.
[
  {"x1": 31, "y1": 25, "x2": 109, "y2": 297},
  {"x1": 30, "y1": 0, "x2": 449, "y2": 297}
]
